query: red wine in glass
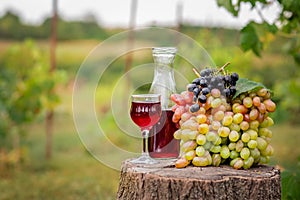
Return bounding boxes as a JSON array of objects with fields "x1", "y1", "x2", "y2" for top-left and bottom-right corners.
[
  {"x1": 130, "y1": 94, "x2": 161, "y2": 164},
  {"x1": 148, "y1": 109, "x2": 179, "y2": 158}
]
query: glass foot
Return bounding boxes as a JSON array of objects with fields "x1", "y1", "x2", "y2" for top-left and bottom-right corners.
[{"x1": 130, "y1": 155, "x2": 158, "y2": 164}]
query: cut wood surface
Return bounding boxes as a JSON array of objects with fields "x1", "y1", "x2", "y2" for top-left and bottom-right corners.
[{"x1": 117, "y1": 159, "x2": 281, "y2": 200}]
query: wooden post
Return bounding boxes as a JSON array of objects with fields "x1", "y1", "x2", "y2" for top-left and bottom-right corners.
[{"x1": 117, "y1": 159, "x2": 281, "y2": 200}]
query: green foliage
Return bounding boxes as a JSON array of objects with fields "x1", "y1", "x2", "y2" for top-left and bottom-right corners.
[
  {"x1": 0, "y1": 11, "x2": 108, "y2": 41},
  {"x1": 217, "y1": 0, "x2": 299, "y2": 63},
  {"x1": 233, "y1": 78, "x2": 266, "y2": 99},
  {"x1": 0, "y1": 40, "x2": 65, "y2": 137}
]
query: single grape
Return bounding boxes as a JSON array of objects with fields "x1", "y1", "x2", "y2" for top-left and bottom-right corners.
[
  {"x1": 193, "y1": 87, "x2": 200, "y2": 97},
  {"x1": 246, "y1": 129, "x2": 258, "y2": 140},
  {"x1": 185, "y1": 150, "x2": 196, "y2": 161},
  {"x1": 206, "y1": 131, "x2": 218, "y2": 142},
  {"x1": 192, "y1": 78, "x2": 201, "y2": 85},
  {"x1": 210, "y1": 145, "x2": 222, "y2": 153},
  {"x1": 263, "y1": 99, "x2": 276, "y2": 112},
  {"x1": 233, "y1": 113, "x2": 243, "y2": 124},
  {"x1": 202, "y1": 87, "x2": 210, "y2": 95},
  {"x1": 250, "y1": 148, "x2": 260, "y2": 159},
  {"x1": 229, "y1": 123, "x2": 241, "y2": 132},
  {"x1": 203, "y1": 141, "x2": 213, "y2": 150},
  {"x1": 218, "y1": 127, "x2": 230, "y2": 137},
  {"x1": 249, "y1": 120, "x2": 260, "y2": 130},
  {"x1": 230, "y1": 86, "x2": 236, "y2": 95},
  {"x1": 240, "y1": 147, "x2": 250, "y2": 159},
  {"x1": 173, "y1": 129, "x2": 181, "y2": 140},
  {"x1": 211, "y1": 120, "x2": 221, "y2": 131},
  {"x1": 230, "y1": 150, "x2": 239, "y2": 159},
  {"x1": 211, "y1": 98, "x2": 222, "y2": 108},
  {"x1": 222, "y1": 115, "x2": 233, "y2": 126},
  {"x1": 196, "y1": 114, "x2": 207, "y2": 124},
  {"x1": 257, "y1": 88, "x2": 268, "y2": 97},
  {"x1": 198, "y1": 94, "x2": 207, "y2": 104},
  {"x1": 233, "y1": 158, "x2": 244, "y2": 169},
  {"x1": 235, "y1": 140, "x2": 244, "y2": 152},
  {"x1": 229, "y1": 130, "x2": 239, "y2": 142},
  {"x1": 182, "y1": 140, "x2": 197, "y2": 152},
  {"x1": 187, "y1": 83, "x2": 197, "y2": 92},
  {"x1": 243, "y1": 156, "x2": 254, "y2": 169},
  {"x1": 175, "y1": 157, "x2": 189, "y2": 168},
  {"x1": 259, "y1": 156, "x2": 270, "y2": 164},
  {"x1": 252, "y1": 96, "x2": 261, "y2": 107},
  {"x1": 223, "y1": 88, "x2": 231, "y2": 97},
  {"x1": 187, "y1": 130, "x2": 198, "y2": 140},
  {"x1": 212, "y1": 154, "x2": 222, "y2": 166},
  {"x1": 214, "y1": 110, "x2": 225, "y2": 121},
  {"x1": 220, "y1": 145, "x2": 230, "y2": 159},
  {"x1": 241, "y1": 132, "x2": 251, "y2": 143},
  {"x1": 249, "y1": 108, "x2": 259, "y2": 121},
  {"x1": 180, "y1": 112, "x2": 192, "y2": 122},
  {"x1": 192, "y1": 156, "x2": 209, "y2": 167},
  {"x1": 228, "y1": 142, "x2": 236, "y2": 150},
  {"x1": 240, "y1": 121, "x2": 250, "y2": 131},
  {"x1": 200, "y1": 79, "x2": 208, "y2": 88},
  {"x1": 211, "y1": 88, "x2": 221, "y2": 98},
  {"x1": 257, "y1": 103, "x2": 267, "y2": 113},
  {"x1": 260, "y1": 144, "x2": 274, "y2": 156},
  {"x1": 196, "y1": 134, "x2": 206, "y2": 145},
  {"x1": 247, "y1": 140, "x2": 258, "y2": 149},
  {"x1": 195, "y1": 146, "x2": 206, "y2": 157},
  {"x1": 198, "y1": 123, "x2": 209, "y2": 134},
  {"x1": 257, "y1": 137, "x2": 268, "y2": 150},
  {"x1": 243, "y1": 97, "x2": 253, "y2": 108},
  {"x1": 231, "y1": 72, "x2": 239, "y2": 81},
  {"x1": 190, "y1": 103, "x2": 200, "y2": 113}
]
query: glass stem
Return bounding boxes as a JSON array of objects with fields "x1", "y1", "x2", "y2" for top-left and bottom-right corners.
[{"x1": 141, "y1": 129, "x2": 150, "y2": 157}]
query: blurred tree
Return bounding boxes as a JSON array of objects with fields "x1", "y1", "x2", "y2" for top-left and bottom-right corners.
[
  {"x1": 217, "y1": 0, "x2": 300, "y2": 123},
  {"x1": 0, "y1": 40, "x2": 65, "y2": 166}
]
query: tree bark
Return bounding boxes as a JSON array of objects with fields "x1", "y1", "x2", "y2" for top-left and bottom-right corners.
[
  {"x1": 46, "y1": 0, "x2": 58, "y2": 160},
  {"x1": 117, "y1": 159, "x2": 281, "y2": 200}
]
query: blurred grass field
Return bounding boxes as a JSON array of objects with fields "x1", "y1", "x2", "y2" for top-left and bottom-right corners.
[{"x1": 0, "y1": 39, "x2": 299, "y2": 199}]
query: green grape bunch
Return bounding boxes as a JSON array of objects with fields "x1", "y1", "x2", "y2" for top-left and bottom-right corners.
[{"x1": 171, "y1": 64, "x2": 276, "y2": 169}]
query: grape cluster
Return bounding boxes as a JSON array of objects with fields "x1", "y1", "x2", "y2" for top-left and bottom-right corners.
[
  {"x1": 188, "y1": 67, "x2": 239, "y2": 113},
  {"x1": 171, "y1": 69, "x2": 276, "y2": 169}
]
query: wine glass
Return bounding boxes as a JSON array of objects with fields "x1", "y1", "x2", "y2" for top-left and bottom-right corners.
[{"x1": 130, "y1": 94, "x2": 162, "y2": 164}]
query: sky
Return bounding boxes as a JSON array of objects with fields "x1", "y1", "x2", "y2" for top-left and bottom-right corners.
[{"x1": 0, "y1": 0, "x2": 281, "y2": 28}]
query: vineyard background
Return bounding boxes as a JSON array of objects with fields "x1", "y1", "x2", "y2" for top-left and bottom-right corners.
[{"x1": 0, "y1": 6, "x2": 299, "y2": 199}]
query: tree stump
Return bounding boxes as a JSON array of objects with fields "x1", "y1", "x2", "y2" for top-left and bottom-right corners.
[{"x1": 117, "y1": 159, "x2": 281, "y2": 200}]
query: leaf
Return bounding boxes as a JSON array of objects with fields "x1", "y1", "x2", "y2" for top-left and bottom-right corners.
[
  {"x1": 233, "y1": 78, "x2": 266, "y2": 99},
  {"x1": 240, "y1": 22, "x2": 263, "y2": 56},
  {"x1": 217, "y1": 0, "x2": 239, "y2": 16}
]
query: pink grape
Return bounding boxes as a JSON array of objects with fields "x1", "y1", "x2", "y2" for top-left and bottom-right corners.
[{"x1": 243, "y1": 97, "x2": 253, "y2": 108}]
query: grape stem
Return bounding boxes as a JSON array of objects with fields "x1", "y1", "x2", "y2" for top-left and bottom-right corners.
[
  {"x1": 217, "y1": 62, "x2": 231, "y2": 74},
  {"x1": 192, "y1": 68, "x2": 201, "y2": 78}
]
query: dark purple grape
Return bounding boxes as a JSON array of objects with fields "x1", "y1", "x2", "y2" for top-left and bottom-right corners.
[
  {"x1": 193, "y1": 87, "x2": 200, "y2": 96},
  {"x1": 202, "y1": 87, "x2": 210, "y2": 95},
  {"x1": 190, "y1": 103, "x2": 200, "y2": 113},
  {"x1": 187, "y1": 83, "x2": 197, "y2": 92},
  {"x1": 193, "y1": 96, "x2": 198, "y2": 102},
  {"x1": 230, "y1": 86, "x2": 237, "y2": 95},
  {"x1": 231, "y1": 73, "x2": 239, "y2": 81},
  {"x1": 192, "y1": 78, "x2": 201, "y2": 85},
  {"x1": 200, "y1": 78, "x2": 208, "y2": 87},
  {"x1": 198, "y1": 94, "x2": 207, "y2": 103},
  {"x1": 223, "y1": 88, "x2": 231, "y2": 97},
  {"x1": 230, "y1": 79, "x2": 237, "y2": 86},
  {"x1": 224, "y1": 75, "x2": 231, "y2": 84}
]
